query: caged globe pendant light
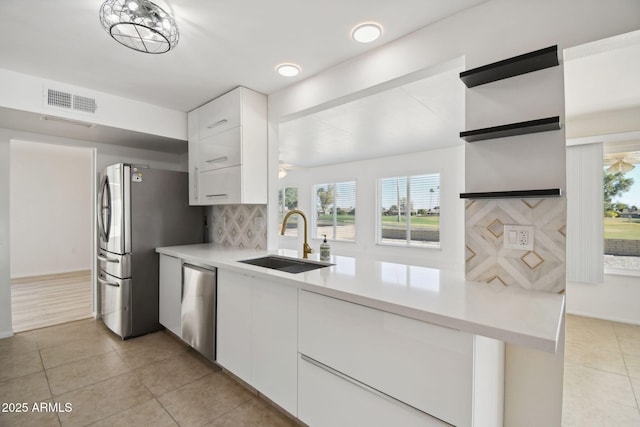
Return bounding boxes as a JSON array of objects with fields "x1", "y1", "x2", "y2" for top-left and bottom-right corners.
[{"x1": 99, "y1": 0, "x2": 179, "y2": 54}]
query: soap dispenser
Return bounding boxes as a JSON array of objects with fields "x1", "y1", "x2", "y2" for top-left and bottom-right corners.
[{"x1": 320, "y1": 234, "x2": 331, "y2": 261}]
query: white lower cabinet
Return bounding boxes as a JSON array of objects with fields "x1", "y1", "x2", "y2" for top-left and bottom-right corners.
[
  {"x1": 298, "y1": 355, "x2": 450, "y2": 427},
  {"x1": 298, "y1": 290, "x2": 504, "y2": 427},
  {"x1": 216, "y1": 269, "x2": 297, "y2": 416},
  {"x1": 158, "y1": 254, "x2": 182, "y2": 338},
  {"x1": 216, "y1": 270, "x2": 252, "y2": 384},
  {"x1": 251, "y1": 278, "x2": 298, "y2": 415}
]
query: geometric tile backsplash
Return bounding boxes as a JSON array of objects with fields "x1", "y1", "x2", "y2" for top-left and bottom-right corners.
[
  {"x1": 208, "y1": 204, "x2": 268, "y2": 250},
  {"x1": 465, "y1": 198, "x2": 566, "y2": 293}
]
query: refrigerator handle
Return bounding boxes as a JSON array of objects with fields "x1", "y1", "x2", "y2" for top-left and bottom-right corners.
[{"x1": 98, "y1": 175, "x2": 112, "y2": 242}]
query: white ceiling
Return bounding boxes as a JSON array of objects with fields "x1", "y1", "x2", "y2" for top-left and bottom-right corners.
[
  {"x1": 2, "y1": 2, "x2": 637, "y2": 163},
  {"x1": 564, "y1": 30, "x2": 640, "y2": 118},
  {"x1": 278, "y1": 64, "x2": 465, "y2": 167},
  {"x1": 0, "y1": 0, "x2": 485, "y2": 114},
  {"x1": 564, "y1": 29, "x2": 640, "y2": 154}
]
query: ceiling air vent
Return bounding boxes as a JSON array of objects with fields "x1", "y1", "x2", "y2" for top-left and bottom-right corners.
[
  {"x1": 47, "y1": 89, "x2": 72, "y2": 110},
  {"x1": 73, "y1": 95, "x2": 97, "y2": 114},
  {"x1": 45, "y1": 88, "x2": 97, "y2": 114}
]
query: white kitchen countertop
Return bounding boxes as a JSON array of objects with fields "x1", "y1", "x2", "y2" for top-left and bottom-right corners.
[{"x1": 156, "y1": 243, "x2": 565, "y2": 353}]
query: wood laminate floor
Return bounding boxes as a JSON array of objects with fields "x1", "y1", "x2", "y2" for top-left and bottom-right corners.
[{"x1": 11, "y1": 270, "x2": 93, "y2": 333}]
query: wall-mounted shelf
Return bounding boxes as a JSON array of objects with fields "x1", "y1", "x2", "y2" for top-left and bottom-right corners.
[
  {"x1": 460, "y1": 188, "x2": 562, "y2": 199},
  {"x1": 459, "y1": 45, "x2": 559, "y2": 88},
  {"x1": 459, "y1": 116, "x2": 560, "y2": 142}
]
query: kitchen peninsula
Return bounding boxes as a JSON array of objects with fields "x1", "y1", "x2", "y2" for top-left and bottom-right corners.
[{"x1": 157, "y1": 243, "x2": 565, "y2": 426}]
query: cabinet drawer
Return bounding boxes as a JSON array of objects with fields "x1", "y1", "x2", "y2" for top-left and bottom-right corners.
[
  {"x1": 299, "y1": 290, "x2": 473, "y2": 426},
  {"x1": 199, "y1": 166, "x2": 241, "y2": 204},
  {"x1": 198, "y1": 126, "x2": 242, "y2": 172},
  {"x1": 199, "y1": 88, "x2": 241, "y2": 138},
  {"x1": 298, "y1": 355, "x2": 450, "y2": 427}
]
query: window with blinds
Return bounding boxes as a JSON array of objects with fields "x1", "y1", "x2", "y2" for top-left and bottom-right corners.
[
  {"x1": 378, "y1": 174, "x2": 440, "y2": 248},
  {"x1": 313, "y1": 181, "x2": 356, "y2": 241},
  {"x1": 278, "y1": 186, "x2": 298, "y2": 237}
]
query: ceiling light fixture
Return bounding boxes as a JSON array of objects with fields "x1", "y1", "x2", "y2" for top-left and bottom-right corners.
[
  {"x1": 276, "y1": 63, "x2": 301, "y2": 77},
  {"x1": 607, "y1": 159, "x2": 635, "y2": 173},
  {"x1": 351, "y1": 22, "x2": 382, "y2": 43},
  {"x1": 99, "y1": 0, "x2": 179, "y2": 54}
]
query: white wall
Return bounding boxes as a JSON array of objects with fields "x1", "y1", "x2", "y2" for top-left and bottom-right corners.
[
  {"x1": 568, "y1": 274, "x2": 640, "y2": 324},
  {"x1": 0, "y1": 131, "x2": 11, "y2": 337},
  {"x1": 0, "y1": 128, "x2": 186, "y2": 337},
  {"x1": 10, "y1": 141, "x2": 93, "y2": 277},
  {"x1": 279, "y1": 145, "x2": 465, "y2": 270},
  {"x1": 0, "y1": 68, "x2": 187, "y2": 140},
  {"x1": 267, "y1": 1, "x2": 640, "y2": 426}
]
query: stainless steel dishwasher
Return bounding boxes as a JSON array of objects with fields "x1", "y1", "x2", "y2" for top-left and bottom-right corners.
[{"x1": 181, "y1": 264, "x2": 217, "y2": 362}]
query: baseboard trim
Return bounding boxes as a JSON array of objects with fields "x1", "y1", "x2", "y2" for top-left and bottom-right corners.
[
  {"x1": 566, "y1": 310, "x2": 640, "y2": 326},
  {"x1": 11, "y1": 269, "x2": 91, "y2": 281},
  {"x1": 0, "y1": 329, "x2": 14, "y2": 339}
]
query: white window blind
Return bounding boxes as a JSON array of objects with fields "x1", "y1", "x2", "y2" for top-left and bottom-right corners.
[
  {"x1": 313, "y1": 181, "x2": 356, "y2": 241},
  {"x1": 567, "y1": 143, "x2": 604, "y2": 283},
  {"x1": 378, "y1": 174, "x2": 440, "y2": 248}
]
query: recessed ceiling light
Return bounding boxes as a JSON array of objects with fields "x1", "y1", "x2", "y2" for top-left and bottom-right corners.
[
  {"x1": 352, "y1": 22, "x2": 382, "y2": 43},
  {"x1": 276, "y1": 63, "x2": 301, "y2": 77}
]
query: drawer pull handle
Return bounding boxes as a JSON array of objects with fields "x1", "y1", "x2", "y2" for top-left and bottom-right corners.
[
  {"x1": 206, "y1": 194, "x2": 229, "y2": 198},
  {"x1": 193, "y1": 166, "x2": 199, "y2": 200},
  {"x1": 206, "y1": 119, "x2": 228, "y2": 129},
  {"x1": 299, "y1": 354, "x2": 444, "y2": 423},
  {"x1": 205, "y1": 156, "x2": 228, "y2": 164}
]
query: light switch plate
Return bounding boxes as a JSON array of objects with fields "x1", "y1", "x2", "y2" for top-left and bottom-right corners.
[{"x1": 503, "y1": 225, "x2": 534, "y2": 250}]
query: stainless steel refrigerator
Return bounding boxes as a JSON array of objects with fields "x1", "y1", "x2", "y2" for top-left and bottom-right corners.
[{"x1": 97, "y1": 163, "x2": 204, "y2": 339}]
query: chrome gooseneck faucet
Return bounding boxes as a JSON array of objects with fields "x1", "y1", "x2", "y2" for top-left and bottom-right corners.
[{"x1": 280, "y1": 209, "x2": 313, "y2": 259}]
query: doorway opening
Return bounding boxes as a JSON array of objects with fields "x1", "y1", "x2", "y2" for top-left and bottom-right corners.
[{"x1": 10, "y1": 140, "x2": 95, "y2": 332}]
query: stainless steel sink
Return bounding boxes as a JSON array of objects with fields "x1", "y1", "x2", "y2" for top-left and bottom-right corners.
[{"x1": 239, "y1": 255, "x2": 332, "y2": 274}]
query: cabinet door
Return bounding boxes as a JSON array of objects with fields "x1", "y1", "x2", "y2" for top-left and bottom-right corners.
[
  {"x1": 199, "y1": 88, "x2": 241, "y2": 139},
  {"x1": 252, "y1": 278, "x2": 298, "y2": 416},
  {"x1": 188, "y1": 110, "x2": 200, "y2": 205},
  {"x1": 216, "y1": 269, "x2": 252, "y2": 384},
  {"x1": 198, "y1": 166, "x2": 242, "y2": 205},
  {"x1": 158, "y1": 255, "x2": 182, "y2": 337},
  {"x1": 198, "y1": 126, "x2": 242, "y2": 172},
  {"x1": 298, "y1": 356, "x2": 449, "y2": 427}
]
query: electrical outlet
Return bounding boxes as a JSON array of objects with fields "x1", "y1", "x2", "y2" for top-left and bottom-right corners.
[{"x1": 503, "y1": 225, "x2": 534, "y2": 250}]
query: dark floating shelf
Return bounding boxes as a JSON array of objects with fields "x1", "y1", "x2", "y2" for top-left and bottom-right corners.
[
  {"x1": 460, "y1": 188, "x2": 562, "y2": 199},
  {"x1": 460, "y1": 45, "x2": 559, "y2": 88},
  {"x1": 460, "y1": 116, "x2": 560, "y2": 142}
]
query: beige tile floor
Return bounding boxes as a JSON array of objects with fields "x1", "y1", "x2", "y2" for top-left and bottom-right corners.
[
  {"x1": 1, "y1": 315, "x2": 639, "y2": 426},
  {"x1": 563, "y1": 314, "x2": 640, "y2": 426},
  {"x1": 0, "y1": 319, "x2": 298, "y2": 427}
]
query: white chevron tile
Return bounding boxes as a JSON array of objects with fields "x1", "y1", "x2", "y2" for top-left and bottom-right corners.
[{"x1": 465, "y1": 198, "x2": 566, "y2": 292}]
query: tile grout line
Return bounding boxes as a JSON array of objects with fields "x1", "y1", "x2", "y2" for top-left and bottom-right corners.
[
  {"x1": 37, "y1": 344, "x2": 62, "y2": 427},
  {"x1": 613, "y1": 324, "x2": 640, "y2": 414},
  {"x1": 151, "y1": 370, "x2": 221, "y2": 426}
]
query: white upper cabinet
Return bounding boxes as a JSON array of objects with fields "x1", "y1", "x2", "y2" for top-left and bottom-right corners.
[{"x1": 188, "y1": 87, "x2": 267, "y2": 205}]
